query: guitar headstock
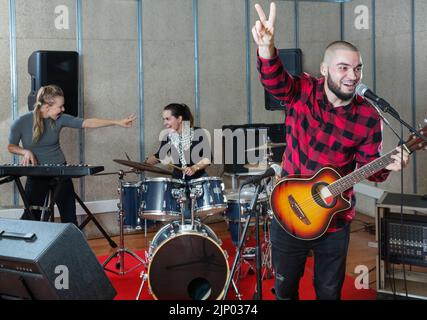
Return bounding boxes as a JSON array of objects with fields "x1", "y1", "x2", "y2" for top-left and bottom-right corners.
[{"x1": 405, "y1": 122, "x2": 427, "y2": 153}]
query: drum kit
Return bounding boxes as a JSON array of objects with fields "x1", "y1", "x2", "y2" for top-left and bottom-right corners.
[{"x1": 103, "y1": 148, "x2": 278, "y2": 300}]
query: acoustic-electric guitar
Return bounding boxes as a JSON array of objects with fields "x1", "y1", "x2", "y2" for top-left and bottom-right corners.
[{"x1": 270, "y1": 125, "x2": 427, "y2": 240}]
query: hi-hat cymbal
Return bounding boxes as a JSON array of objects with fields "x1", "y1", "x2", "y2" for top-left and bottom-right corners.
[
  {"x1": 245, "y1": 142, "x2": 286, "y2": 152},
  {"x1": 243, "y1": 162, "x2": 280, "y2": 170},
  {"x1": 113, "y1": 159, "x2": 172, "y2": 175}
]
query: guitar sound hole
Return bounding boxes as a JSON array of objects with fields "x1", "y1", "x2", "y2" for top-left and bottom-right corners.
[{"x1": 311, "y1": 182, "x2": 336, "y2": 209}]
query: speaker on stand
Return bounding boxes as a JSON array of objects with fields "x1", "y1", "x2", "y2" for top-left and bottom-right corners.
[{"x1": 28, "y1": 50, "x2": 79, "y2": 116}]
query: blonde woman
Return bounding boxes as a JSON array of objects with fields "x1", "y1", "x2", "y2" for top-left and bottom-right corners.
[{"x1": 8, "y1": 84, "x2": 136, "y2": 224}]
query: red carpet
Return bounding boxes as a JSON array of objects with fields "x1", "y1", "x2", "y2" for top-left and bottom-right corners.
[{"x1": 98, "y1": 238, "x2": 377, "y2": 300}]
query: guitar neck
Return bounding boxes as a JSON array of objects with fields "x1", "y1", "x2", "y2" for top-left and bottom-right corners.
[{"x1": 328, "y1": 148, "x2": 399, "y2": 196}]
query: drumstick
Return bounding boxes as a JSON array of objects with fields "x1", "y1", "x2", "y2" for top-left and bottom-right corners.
[{"x1": 153, "y1": 157, "x2": 185, "y2": 171}]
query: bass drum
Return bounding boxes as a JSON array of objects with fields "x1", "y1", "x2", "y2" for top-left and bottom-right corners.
[{"x1": 147, "y1": 221, "x2": 229, "y2": 300}]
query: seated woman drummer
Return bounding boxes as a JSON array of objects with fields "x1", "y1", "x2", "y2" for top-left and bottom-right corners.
[{"x1": 145, "y1": 103, "x2": 212, "y2": 217}]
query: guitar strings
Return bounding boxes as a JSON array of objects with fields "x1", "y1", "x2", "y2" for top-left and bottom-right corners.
[{"x1": 274, "y1": 187, "x2": 335, "y2": 216}]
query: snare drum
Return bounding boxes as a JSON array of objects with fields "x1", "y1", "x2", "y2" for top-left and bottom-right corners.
[
  {"x1": 147, "y1": 220, "x2": 229, "y2": 300},
  {"x1": 189, "y1": 177, "x2": 227, "y2": 218},
  {"x1": 140, "y1": 177, "x2": 186, "y2": 221},
  {"x1": 224, "y1": 189, "x2": 269, "y2": 245}
]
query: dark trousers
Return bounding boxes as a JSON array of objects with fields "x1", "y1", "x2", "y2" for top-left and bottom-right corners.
[
  {"x1": 22, "y1": 176, "x2": 77, "y2": 225},
  {"x1": 271, "y1": 218, "x2": 350, "y2": 300}
]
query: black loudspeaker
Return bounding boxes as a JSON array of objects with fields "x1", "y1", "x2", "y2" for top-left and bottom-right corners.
[
  {"x1": 222, "y1": 123, "x2": 285, "y2": 174},
  {"x1": 265, "y1": 48, "x2": 303, "y2": 110},
  {"x1": 28, "y1": 50, "x2": 79, "y2": 116},
  {"x1": 0, "y1": 218, "x2": 116, "y2": 300}
]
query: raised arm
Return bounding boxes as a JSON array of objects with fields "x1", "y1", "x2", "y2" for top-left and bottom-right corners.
[
  {"x1": 252, "y1": 2, "x2": 276, "y2": 59},
  {"x1": 82, "y1": 114, "x2": 136, "y2": 129}
]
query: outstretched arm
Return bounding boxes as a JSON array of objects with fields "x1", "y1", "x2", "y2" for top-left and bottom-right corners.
[
  {"x1": 252, "y1": 2, "x2": 276, "y2": 59},
  {"x1": 82, "y1": 114, "x2": 136, "y2": 129}
]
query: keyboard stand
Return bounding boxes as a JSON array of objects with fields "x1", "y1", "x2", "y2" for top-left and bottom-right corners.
[
  {"x1": 0, "y1": 175, "x2": 117, "y2": 249},
  {"x1": 76, "y1": 192, "x2": 117, "y2": 248},
  {"x1": 14, "y1": 177, "x2": 37, "y2": 221},
  {"x1": 40, "y1": 181, "x2": 117, "y2": 249}
]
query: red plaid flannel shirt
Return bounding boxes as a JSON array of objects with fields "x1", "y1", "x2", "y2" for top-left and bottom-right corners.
[{"x1": 257, "y1": 51, "x2": 390, "y2": 231}]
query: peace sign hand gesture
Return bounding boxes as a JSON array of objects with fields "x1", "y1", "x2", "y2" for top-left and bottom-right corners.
[{"x1": 252, "y1": 2, "x2": 276, "y2": 58}]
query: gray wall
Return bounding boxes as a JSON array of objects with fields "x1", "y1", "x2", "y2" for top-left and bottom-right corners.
[
  {"x1": 1, "y1": 0, "x2": 426, "y2": 210},
  {"x1": 0, "y1": 0, "x2": 12, "y2": 206}
]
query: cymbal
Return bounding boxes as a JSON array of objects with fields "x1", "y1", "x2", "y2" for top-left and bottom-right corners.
[
  {"x1": 245, "y1": 142, "x2": 286, "y2": 152},
  {"x1": 93, "y1": 170, "x2": 134, "y2": 176},
  {"x1": 113, "y1": 159, "x2": 172, "y2": 175},
  {"x1": 243, "y1": 162, "x2": 280, "y2": 170}
]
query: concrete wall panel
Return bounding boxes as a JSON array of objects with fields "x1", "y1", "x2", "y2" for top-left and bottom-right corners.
[
  {"x1": 415, "y1": 0, "x2": 427, "y2": 194},
  {"x1": 375, "y1": 0, "x2": 413, "y2": 193},
  {"x1": 142, "y1": 0, "x2": 195, "y2": 165},
  {"x1": 83, "y1": 0, "x2": 139, "y2": 200},
  {"x1": 0, "y1": 0, "x2": 13, "y2": 207}
]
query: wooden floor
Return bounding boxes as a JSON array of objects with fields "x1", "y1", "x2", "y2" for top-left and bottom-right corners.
[{"x1": 88, "y1": 212, "x2": 377, "y2": 288}]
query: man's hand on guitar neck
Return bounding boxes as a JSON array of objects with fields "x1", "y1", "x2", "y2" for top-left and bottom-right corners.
[{"x1": 385, "y1": 146, "x2": 410, "y2": 171}]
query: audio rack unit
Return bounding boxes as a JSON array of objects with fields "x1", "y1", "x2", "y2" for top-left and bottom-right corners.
[{"x1": 376, "y1": 192, "x2": 427, "y2": 299}]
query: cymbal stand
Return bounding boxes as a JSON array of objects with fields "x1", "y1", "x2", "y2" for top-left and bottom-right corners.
[
  {"x1": 103, "y1": 170, "x2": 146, "y2": 275},
  {"x1": 223, "y1": 184, "x2": 263, "y2": 300},
  {"x1": 136, "y1": 269, "x2": 149, "y2": 300},
  {"x1": 235, "y1": 224, "x2": 256, "y2": 280},
  {"x1": 260, "y1": 214, "x2": 274, "y2": 280},
  {"x1": 260, "y1": 144, "x2": 275, "y2": 280}
]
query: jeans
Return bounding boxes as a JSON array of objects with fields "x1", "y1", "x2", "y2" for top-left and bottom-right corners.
[
  {"x1": 270, "y1": 218, "x2": 350, "y2": 300},
  {"x1": 22, "y1": 176, "x2": 78, "y2": 225}
]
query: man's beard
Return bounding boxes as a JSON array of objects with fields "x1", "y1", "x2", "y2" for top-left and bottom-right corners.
[{"x1": 326, "y1": 72, "x2": 356, "y2": 101}]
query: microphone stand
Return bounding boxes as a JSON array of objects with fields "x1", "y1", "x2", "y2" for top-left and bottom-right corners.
[
  {"x1": 223, "y1": 183, "x2": 263, "y2": 300},
  {"x1": 371, "y1": 100, "x2": 420, "y2": 298},
  {"x1": 253, "y1": 183, "x2": 263, "y2": 300},
  {"x1": 373, "y1": 100, "x2": 427, "y2": 144}
]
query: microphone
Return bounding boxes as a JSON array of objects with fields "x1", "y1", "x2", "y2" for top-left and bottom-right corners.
[
  {"x1": 241, "y1": 163, "x2": 282, "y2": 186},
  {"x1": 355, "y1": 83, "x2": 400, "y2": 119}
]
